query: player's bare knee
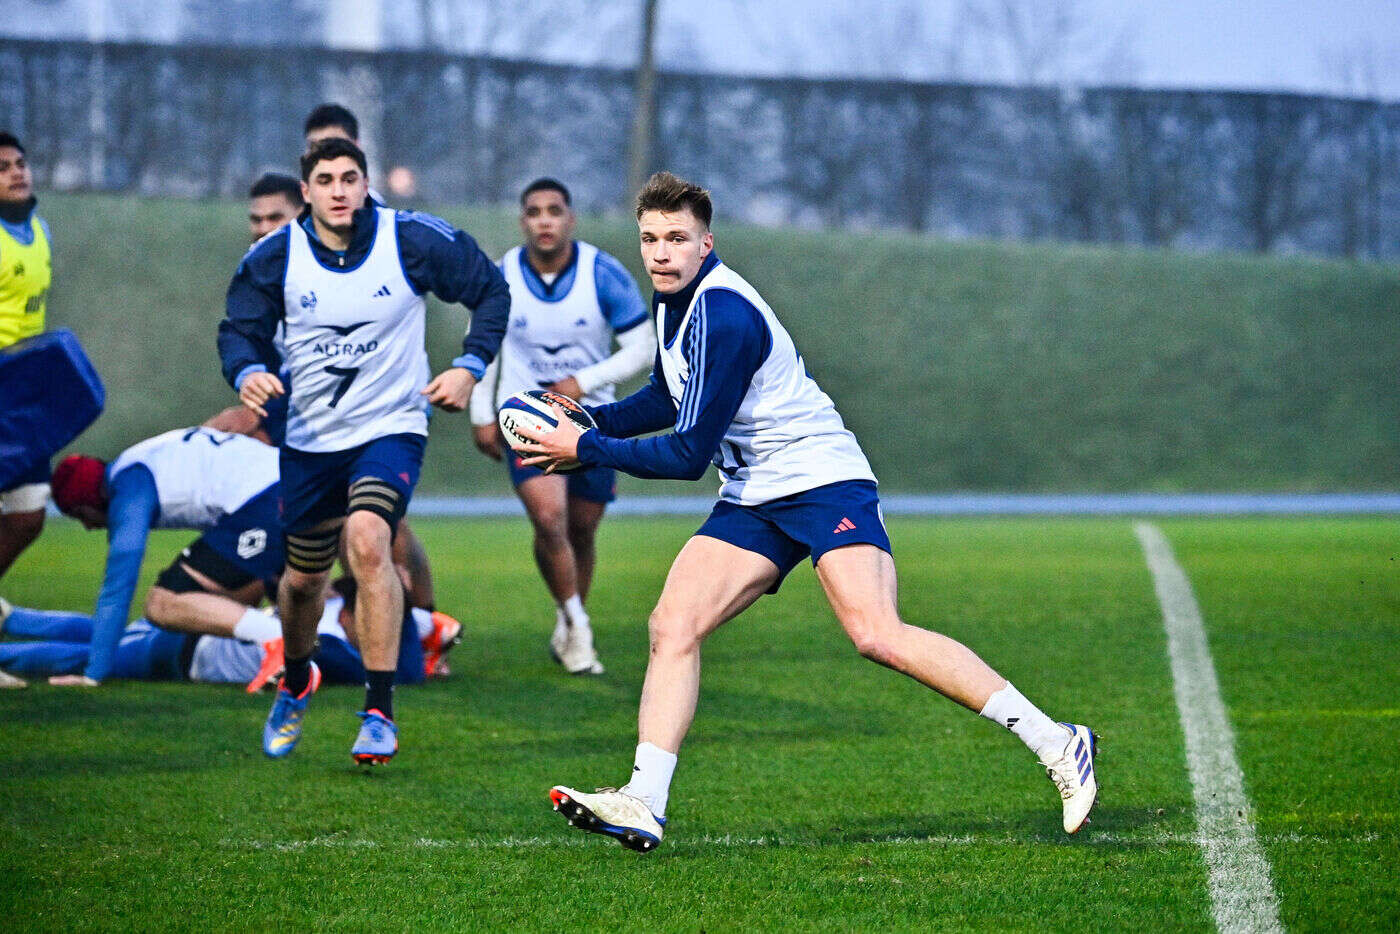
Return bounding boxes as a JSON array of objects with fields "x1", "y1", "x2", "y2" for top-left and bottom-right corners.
[
  {"x1": 143, "y1": 585, "x2": 174, "y2": 621},
  {"x1": 531, "y1": 515, "x2": 569, "y2": 550},
  {"x1": 281, "y1": 567, "x2": 326, "y2": 602},
  {"x1": 844, "y1": 614, "x2": 900, "y2": 665},
  {"x1": 648, "y1": 607, "x2": 700, "y2": 654},
  {"x1": 343, "y1": 511, "x2": 392, "y2": 574}
]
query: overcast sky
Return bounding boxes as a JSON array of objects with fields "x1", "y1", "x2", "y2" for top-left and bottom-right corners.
[
  {"x1": 656, "y1": 0, "x2": 1400, "y2": 99},
  {"x1": 7, "y1": 0, "x2": 1400, "y2": 99}
]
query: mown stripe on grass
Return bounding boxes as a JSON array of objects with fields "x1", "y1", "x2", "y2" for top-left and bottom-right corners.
[{"x1": 1135, "y1": 522, "x2": 1283, "y2": 934}]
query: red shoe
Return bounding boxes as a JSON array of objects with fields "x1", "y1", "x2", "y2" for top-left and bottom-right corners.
[
  {"x1": 246, "y1": 638, "x2": 285, "y2": 694},
  {"x1": 421, "y1": 612, "x2": 462, "y2": 678}
]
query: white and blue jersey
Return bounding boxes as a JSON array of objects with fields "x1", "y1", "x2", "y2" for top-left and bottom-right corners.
[
  {"x1": 473, "y1": 241, "x2": 650, "y2": 419},
  {"x1": 109, "y1": 427, "x2": 279, "y2": 529},
  {"x1": 84, "y1": 428, "x2": 281, "y2": 682},
  {"x1": 277, "y1": 206, "x2": 429, "y2": 451},
  {"x1": 218, "y1": 200, "x2": 510, "y2": 453},
  {"x1": 579, "y1": 251, "x2": 875, "y2": 506}
]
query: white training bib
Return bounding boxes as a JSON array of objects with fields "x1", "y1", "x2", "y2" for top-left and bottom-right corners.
[
  {"x1": 281, "y1": 207, "x2": 430, "y2": 452},
  {"x1": 657, "y1": 262, "x2": 876, "y2": 505},
  {"x1": 109, "y1": 428, "x2": 279, "y2": 529},
  {"x1": 494, "y1": 242, "x2": 620, "y2": 409}
]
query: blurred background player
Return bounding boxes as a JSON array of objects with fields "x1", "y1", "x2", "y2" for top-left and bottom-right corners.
[
  {"x1": 470, "y1": 178, "x2": 653, "y2": 675},
  {"x1": 247, "y1": 172, "x2": 303, "y2": 243},
  {"x1": 522, "y1": 173, "x2": 1098, "y2": 851},
  {"x1": 303, "y1": 103, "x2": 385, "y2": 203},
  {"x1": 10, "y1": 427, "x2": 285, "y2": 687},
  {"x1": 0, "y1": 133, "x2": 54, "y2": 603},
  {"x1": 207, "y1": 169, "x2": 438, "y2": 611},
  {"x1": 1, "y1": 577, "x2": 458, "y2": 689},
  {"x1": 218, "y1": 137, "x2": 508, "y2": 764}
]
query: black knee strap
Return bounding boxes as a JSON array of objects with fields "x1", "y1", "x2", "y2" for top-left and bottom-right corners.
[
  {"x1": 284, "y1": 527, "x2": 340, "y2": 574},
  {"x1": 347, "y1": 478, "x2": 405, "y2": 528}
]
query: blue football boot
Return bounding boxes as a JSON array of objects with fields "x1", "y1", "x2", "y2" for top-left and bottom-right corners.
[
  {"x1": 351, "y1": 708, "x2": 398, "y2": 765},
  {"x1": 262, "y1": 662, "x2": 321, "y2": 759}
]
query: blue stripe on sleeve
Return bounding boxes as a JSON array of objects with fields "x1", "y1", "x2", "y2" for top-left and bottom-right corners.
[{"x1": 576, "y1": 288, "x2": 768, "y2": 481}]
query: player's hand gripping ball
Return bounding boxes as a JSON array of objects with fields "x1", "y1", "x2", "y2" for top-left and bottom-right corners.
[{"x1": 498, "y1": 389, "x2": 596, "y2": 472}]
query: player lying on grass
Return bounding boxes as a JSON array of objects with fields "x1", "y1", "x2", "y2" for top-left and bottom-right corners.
[
  {"x1": 0, "y1": 577, "x2": 460, "y2": 688},
  {"x1": 218, "y1": 137, "x2": 508, "y2": 764},
  {"x1": 514, "y1": 172, "x2": 1099, "y2": 852},
  {"x1": 6, "y1": 427, "x2": 286, "y2": 688}
]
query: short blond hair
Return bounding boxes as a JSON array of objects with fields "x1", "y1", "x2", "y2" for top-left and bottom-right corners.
[{"x1": 635, "y1": 171, "x2": 713, "y2": 228}]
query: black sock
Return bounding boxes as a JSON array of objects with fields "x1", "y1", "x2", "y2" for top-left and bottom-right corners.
[
  {"x1": 284, "y1": 651, "x2": 313, "y2": 697},
  {"x1": 365, "y1": 670, "x2": 394, "y2": 720}
]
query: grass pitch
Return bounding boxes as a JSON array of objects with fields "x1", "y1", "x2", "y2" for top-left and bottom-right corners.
[{"x1": 1, "y1": 515, "x2": 1396, "y2": 930}]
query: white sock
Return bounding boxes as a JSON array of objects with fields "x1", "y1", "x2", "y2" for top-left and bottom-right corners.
[
  {"x1": 621, "y1": 741, "x2": 677, "y2": 818},
  {"x1": 554, "y1": 605, "x2": 568, "y2": 631},
  {"x1": 561, "y1": 594, "x2": 590, "y2": 631},
  {"x1": 413, "y1": 608, "x2": 433, "y2": 641},
  {"x1": 232, "y1": 607, "x2": 282, "y2": 644},
  {"x1": 979, "y1": 682, "x2": 1069, "y2": 761}
]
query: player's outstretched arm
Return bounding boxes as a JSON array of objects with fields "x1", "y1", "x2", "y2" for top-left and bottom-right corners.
[
  {"x1": 527, "y1": 293, "x2": 768, "y2": 481},
  {"x1": 396, "y1": 212, "x2": 511, "y2": 379},
  {"x1": 72, "y1": 467, "x2": 159, "y2": 686},
  {"x1": 584, "y1": 358, "x2": 677, "y2": 439}
]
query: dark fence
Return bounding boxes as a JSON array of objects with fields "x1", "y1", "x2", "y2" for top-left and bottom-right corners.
[{"x1": 2, "y1": 38, "x2": 1397, "y2": 258}]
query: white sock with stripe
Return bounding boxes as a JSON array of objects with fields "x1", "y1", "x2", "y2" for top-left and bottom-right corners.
[
  {"x1": 979, "y1": 682, "x2": 1069, "y2": 761},
  {"x1": 621, "y1": 741, "x2": 677, "y2": 819}
]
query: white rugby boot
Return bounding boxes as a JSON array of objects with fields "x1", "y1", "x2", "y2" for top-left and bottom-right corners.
[
  {"x1": 1040, "y1": 722, "x2": 1099, "y2": 833},
  {"x1": 549, "y1": 785, "x2": 665, "y2": 852},
  {"x1": 550, "y1": 621, "x2": 604, "y2": 675},
  {"x1": 0, "y1": 668, "x2": 27, "y2": 689}
]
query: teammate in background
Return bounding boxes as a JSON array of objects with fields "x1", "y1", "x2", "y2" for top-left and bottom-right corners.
[
  {"x1": 0, "y1": 133, "x2": 54, "y2": 619},
  {"x1": 519, "y1": 173, "x2": 1099, "y2": 852},
  {"x1": 207, "y1": 170, "x2": 439, "y2": 611},
  {"x1": 303, "y1": 104, "x2": 387, "y2": 203},
  {"x1": 19, "y1": 427, "x2": 285, "y2": 688},
  {"x1": 470, "y1": 178, "x2": 654, "y2": 675},
  {"x1": 303, "y1": 103, "x2": 359, "y2": 149},
  {"x1": 218, "y1": 137, "x2": 509, "y2": 764},
  {"x1": 1, "y1": 577, "x2": 459, "y2": 689},
  {"x1": 247, "y1": 172, "x2": 303, "y2": 243}
]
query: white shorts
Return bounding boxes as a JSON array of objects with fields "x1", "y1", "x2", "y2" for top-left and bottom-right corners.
[{"x1": 0, "y1": 483, "x2": 50, "y2": 514}]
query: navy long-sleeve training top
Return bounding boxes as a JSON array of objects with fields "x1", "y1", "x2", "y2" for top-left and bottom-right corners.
[
  {"x1": 217, "y1": 201, "x2": 510, "y2": 389},
  {"x1": 579, "y1": 251, "x2": 772, "y2": 480}
]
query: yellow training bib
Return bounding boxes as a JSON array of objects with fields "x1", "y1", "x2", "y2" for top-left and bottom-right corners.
[{"x1": 0, "y1": 215, "x2": 51, "y2": 348}]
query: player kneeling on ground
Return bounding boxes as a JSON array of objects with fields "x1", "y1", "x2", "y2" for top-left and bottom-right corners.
[
  {"x1": 515, "y1": 173, "x2": 1098, "y2": 852},
  {"x1": 0, "y1": 427, "x2": 285, "y2": 687}
]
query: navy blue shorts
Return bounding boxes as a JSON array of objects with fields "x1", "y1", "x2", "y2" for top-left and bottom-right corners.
[
  {"x1": 2, "y1": 455, "x2": 49, "y2": 493},
  {"x1": 280, "y1": 433, "x2": 425, "y2": 534},
  {"x1": 506, "y1": 452, "x2": 616, "y2": 505},
  {"x1": 195, "y1": 484, "x2": 286, "y2": 588},
  {"x1": 695, "y1": 480, "x2": 891, "y2": 593}
]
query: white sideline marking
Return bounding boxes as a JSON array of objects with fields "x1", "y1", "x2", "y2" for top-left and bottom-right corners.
[{"x1": 1135, "y1": 522, "x2": 1284, "y2": 934}]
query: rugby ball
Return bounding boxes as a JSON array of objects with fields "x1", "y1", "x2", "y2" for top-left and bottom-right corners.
[{"x1": 498, "y1": 389, "x2": 596, "y2": 472}]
